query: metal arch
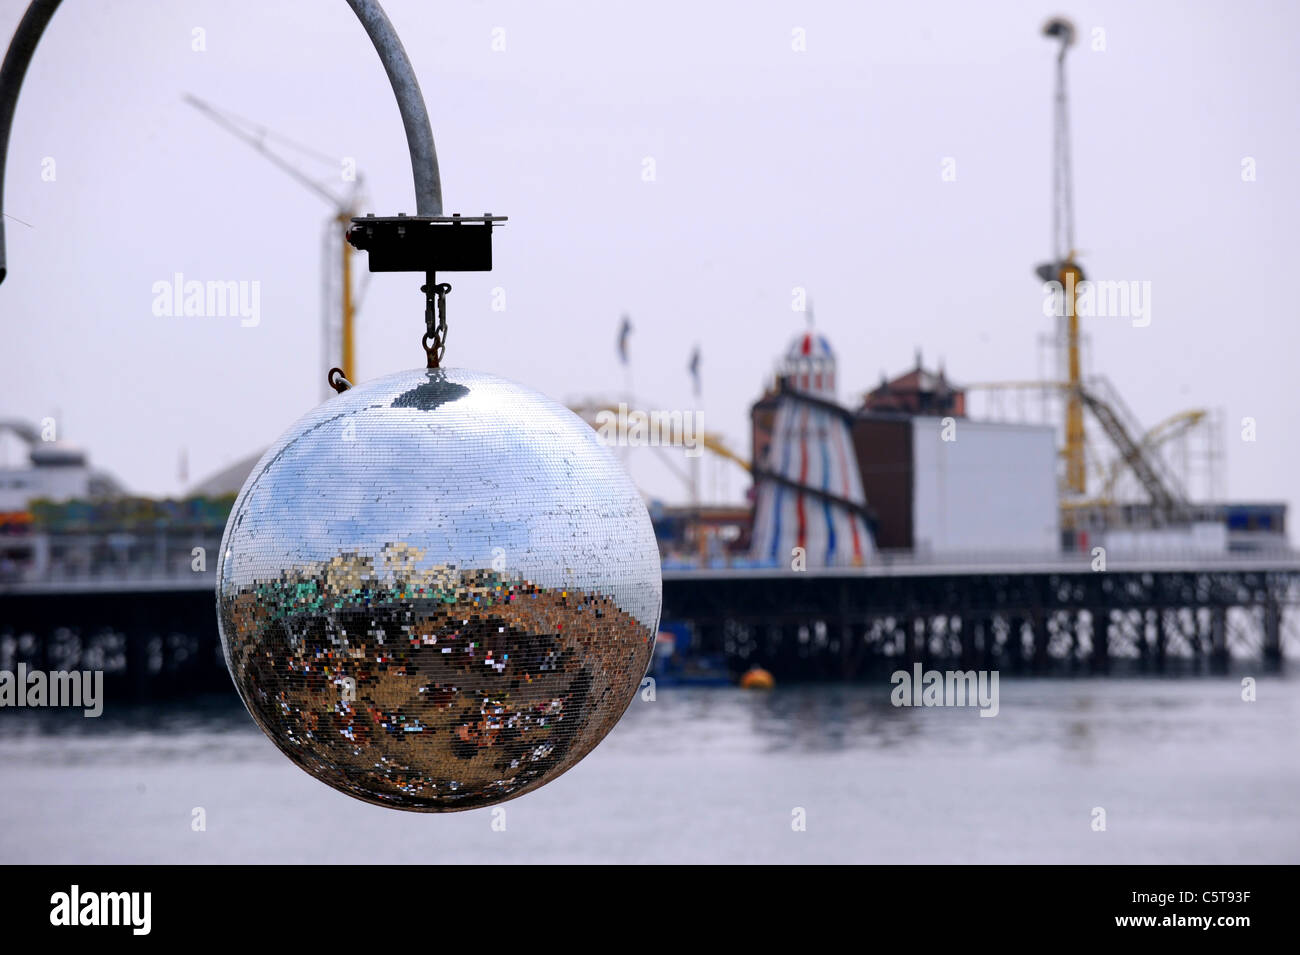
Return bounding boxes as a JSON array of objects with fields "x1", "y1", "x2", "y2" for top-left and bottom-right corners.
[
  {"x1": 1100, "y1": 408, "x2": 1208, "y2": 503},
  {"x1": 0, "y1": 0, "x2": 442, "y2": 285}
]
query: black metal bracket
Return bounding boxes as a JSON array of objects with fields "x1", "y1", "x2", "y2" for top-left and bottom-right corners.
[{"x1": 346, "y1": 213, "x2": 507, "y2": 273}]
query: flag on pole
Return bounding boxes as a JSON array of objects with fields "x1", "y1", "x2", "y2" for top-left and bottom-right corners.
[
  {"x1": 617, "y1": 314, "x2": 632, "y2": 364},
  {"x1": 688, "y1": 346, "x2": 701, "y2": 397}
]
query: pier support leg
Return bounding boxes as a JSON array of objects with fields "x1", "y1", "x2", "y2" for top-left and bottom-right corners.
[
  {"x1": 1137, "y1": 610, "x2": 1154, "y2": 673},
  {"x1": 838, "y1": 582, "x2": 853, "y2": 679},
  {"x1": 1031, "y1": 610, "x2": 1049, "y2": 674},
  {"x1": 909, "y1": 616, "x2": 925, "y2": 670},
  {"x1": 959, "y1": 614, "x2": 975, "y2": 670},
  {"x1": 1090, "y1": 608, "x2": 1109, "y2": 674},
  {"x1": 1210, "y1": 606, "x2": 1228, "y2": 675},
  {"x1": 1006, "y1": 616, "x2": 1024, "y2": 674},
  {"x1": 1263, "y1": 600, "x2": 1282, "y2": 673}
]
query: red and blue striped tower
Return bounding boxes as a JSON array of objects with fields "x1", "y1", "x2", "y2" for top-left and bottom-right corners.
[{"x1": 751, "y1": 331, "x2": 874, "y2": 567}]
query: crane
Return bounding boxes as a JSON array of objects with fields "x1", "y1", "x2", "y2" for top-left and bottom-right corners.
[
  {"x1": 183, "y1": 94, "x2": 365, "y2": 394},
  {"x1": 1036, "y1": 17, "x2": 1087, "y2": 496},
  {"x1": 956, "y1": 21, "x2": 1222, "y2": 527}
]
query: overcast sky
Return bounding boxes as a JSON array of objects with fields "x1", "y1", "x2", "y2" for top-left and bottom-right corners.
[{"x1": 2, "y1": 0, "x2": 1296, "y2": 528}]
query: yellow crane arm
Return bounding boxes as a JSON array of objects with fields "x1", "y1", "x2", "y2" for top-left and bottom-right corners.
[{"x1": 566, "y1": 401, "x2": 751, "y2": 472}]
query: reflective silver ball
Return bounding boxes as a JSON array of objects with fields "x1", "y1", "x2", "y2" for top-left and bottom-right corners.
[{"x1": 216, "y1": 368, "x2": 661, "y2": 811}]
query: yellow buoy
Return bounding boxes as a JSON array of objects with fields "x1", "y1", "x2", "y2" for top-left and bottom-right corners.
[{"x1": 739, "y1": 667, "x2": 775, "y2": 690}]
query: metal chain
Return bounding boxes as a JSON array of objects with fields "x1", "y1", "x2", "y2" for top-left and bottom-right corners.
[{"x1": 421, "y1": 279, "x2": 451, "y2": 368}]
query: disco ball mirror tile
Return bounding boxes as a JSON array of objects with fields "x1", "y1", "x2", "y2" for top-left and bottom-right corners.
[{"x1": 216, "y1": 368, "x2": 662, "y2": 811}]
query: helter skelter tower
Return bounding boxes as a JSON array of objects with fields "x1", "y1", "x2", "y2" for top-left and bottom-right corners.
[{"x1": 751, "y1": 331, "x2": 875, "y2": 568}]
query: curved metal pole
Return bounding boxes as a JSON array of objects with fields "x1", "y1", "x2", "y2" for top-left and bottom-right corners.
[
  {"x1": 0, "y1": 0, "x2": 442, "y2": 285},
  {"x1": 344, "y1": 0, "x2": 441, "y2": 217},
  {"x1": 0, "y1": 0, "x2": 58, "y2": 285}
]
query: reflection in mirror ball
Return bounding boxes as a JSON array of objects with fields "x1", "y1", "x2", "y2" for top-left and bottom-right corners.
[{"x1": 216, "y1": 368, "x2": 662, "y2": 811}]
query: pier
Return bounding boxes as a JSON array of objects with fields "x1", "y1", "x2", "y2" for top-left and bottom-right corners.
[
  {"x1": 2, "y1": 548, "x2": 1298, "y2": 696},
  {"x1": 663, "y1": 551, "x2": 1300, "y2": 680}
]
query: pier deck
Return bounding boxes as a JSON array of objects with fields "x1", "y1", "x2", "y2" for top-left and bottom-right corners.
[{"x1": 1, "y1": 550, "x2": 1297, "y2": 693}]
